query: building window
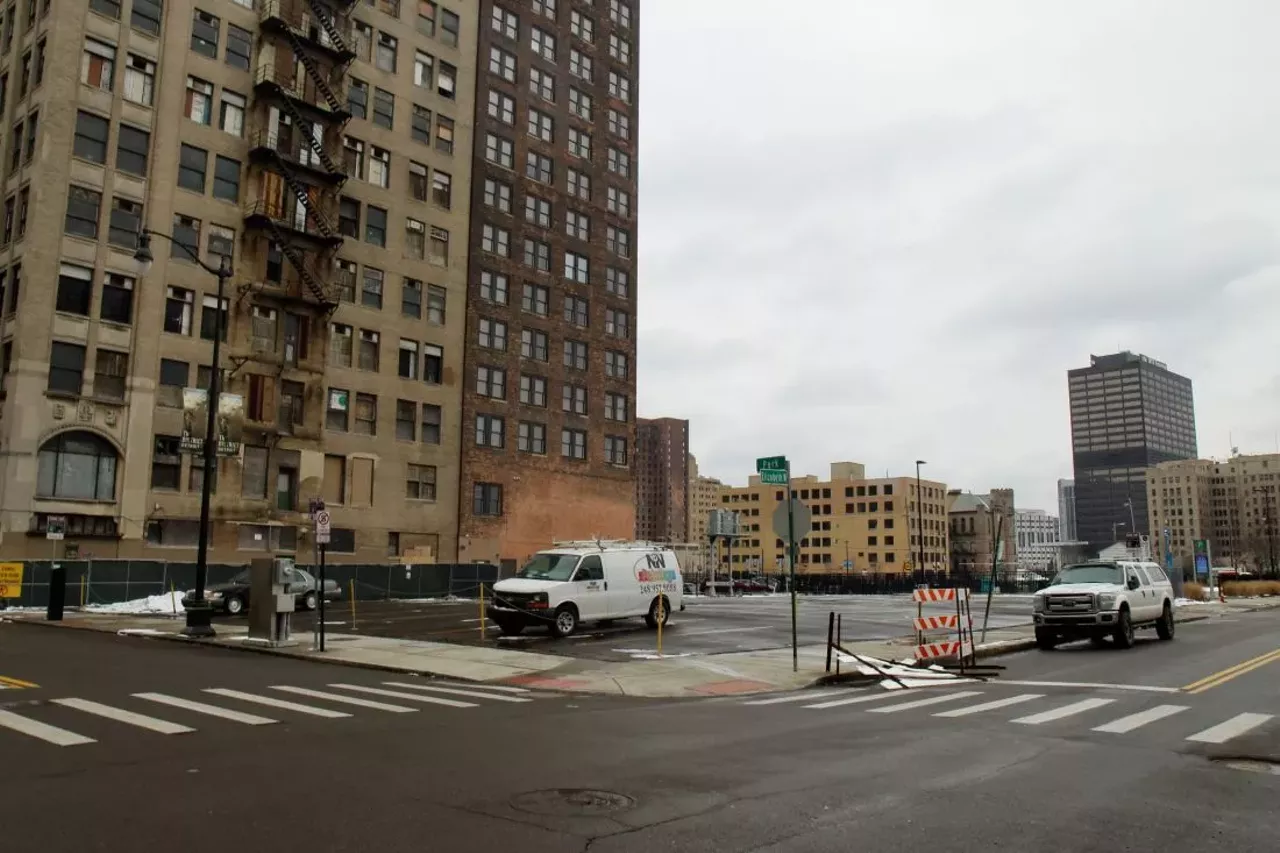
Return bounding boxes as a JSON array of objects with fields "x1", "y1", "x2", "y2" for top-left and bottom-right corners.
[
  {"x1": 402, "y1": 277, "x2": 422, "y2": 317},
  {"x1": 525, "y1": 195, "x2": 551, "y2": 228},
  {"x1": 567, "y1": 168, "x2": 590, "y2": 201},
  {"x1": 607, "y1": 149, "x2": 631, "y2": 181},
  {"x1": 47, "y1": 342, "x2": 86, "y2": 395},
  {"x1": 164, "y1": 287, "x2": 194, "y2": 335},
  {"x1": 564, "y1": 251, "x2": 590, "y2": 283},
  {"x1": 358, "y1": 329, "x2": 380, "y2": 371},
  {"x1": 329, "y1": 323, "x2": 353, "y2": 368},
  {"x1": 94, "y1": 349, "x2": 128, "y2": 400},
  {"x1": 90, "y1": 0, "x2": 121, "y2": 21},
  {"x1": 476, "y1": 365, "x2": 506, "y2": 399},
  {"x1": 491, "y1": 4, "x2": 518, "y2": 39},
  {"x1": 605, "y1": 392, "x2": 628, "y2": 422},
  {"x1": 368, "y1": 146, "x2": 390, "y2": 188},
  {"x1": 362, "y1": 267, "x2": 384, "y2": 309},
  {"x1": 526, "y1": 152, "x2": 553, "y2": 185},
  {"x1": 413, "y1": 49, "x2": 433, "y2": 89},
  {"x1": 212, "y1": 156, "x2": 241, "y2": 202},
  {"x1": 564, "y1": 295, "x2": 588, "y2": 327},
  {"x1": 56, "y1": 263, "x2": 92, "y2": 316},
  {"x1": 473, "y1": 482, "x2": 503, "y2": 516},
  {"x1": 158, "y1": 360, "x2": 188, "y2": 407},
  {"x1": 116, "y1": 124, "x2": 150, "y2": 176},
  {"x1": 606, "y1": 308, "x2": 630, "y2": 338},
  {"x1": 518, "y1": 422, "x2": 546, "y2": 454},
  {"x1": 568, "y1": 128, "x2": 591, "y2": 160},
  {"x1": 610, "y1": 0, "x2": 632, "y2": 28},
  {"x1": 488, "y1": 46, "x2": 516, "y2": 82},
  {"x1": 100, "y1": 272, "x2": 134, "y2": 324},
  {"x1": 571, "y1": 9, "x2": 594, "y2": 42},
  {"x1": 219, "y1": 90, "x2": 245, "y2": 135},
  {"x1": 190, "y1": 10, "x2": 219, "y2": 58},
  {"x1": 395, "y1": 399, "x2": 416, "y2": 441},
  {"x1": 429, "y1": 227, "x2": 449, "y2": 265},
  {"x1": 475, "y1": 414, "x2": 504, "y2": 448},
  {"x1": 564, "y1": 339, "x2": 587, "y2": 371},
  {"x1": 37, "y1": 432, "x2": 117, "y2": 500},
  {"x1": 485, "y1": 133, "x2": 514, "y2": 168},
  {"x1": 171, "y1": 215, "x2": 200, "y2": 262},
  {"x1": 527, "y1": 108, "x2": 553, "y2": 143},
  {"x1": 81, "y1": 37, "x2": 115, "y2": 91},
  {"x1": 373, "y1": 87, "x2": 395, "y2": 128},
  {"x1": 605, "y1": 350, "x2": 629, "y2": 380},
  {"x1": 407, "y1": 464, "x2": 437, "y2": 501},
  {"x1": 437, "y1": 63, "x2": 456, "y2": 100},
  {"x1": 569, "y1": 48, "x2": 592, "y2": 81},
  {"x1": 561, "y1": 428, "x2": 586, "y2": 460},
  {"x1": 609, "y1": 32, "x2": 630, "y2": 64},
  {"x1": 225, "y1": 24, "x2": 251, "y2": 69},
  {"x1": 200, "y1": 295, "x2": 229, "y2": 342},
  {"x1": 64, "y1": 187, "x2": 101, "y2": 239},
  {"x1": 421, "y1": 403, "x2": 441, "y2": 444},
  {"x1": 529, "y1": 67, "x2": 554, "y2": 102},
  {"x1": 185, "y1": 76, "x2": 212, "y2": 124},
  {"x1": 569, "y1": 87, "x2": 592, "y2": 121},
  {"x1": 405, "y1": 218, "x2": 426, "y2": 259},
  {"x1": 151, "y1": 436, "x2": 181, "y2": 490},
  {"x1": 519, "y1": 374, "x2": 547, "y2": 407},
  {"x1": 326, "y1": 388, "x2": 350, "y2": 431},
  {"x1": 348, "y1": 79, "x2": 368, "y2": 119},
  {"x1": 478, "y1": 317, "x2": 507, "y2": 350},
  {"x1": 397, "y1": 338, "x2": 419, "y2": 379},
  {"x1": 353, "y1": 393, "x2": 377, "y2": 435},
  {"x1": 562, "y1": 384, "x2": 586, "y2": 415},
  {"x1": 606, "y1": 266, "x2": 629, "y2": 298},
  {"x1": 607, "y1": 226, "x2": 630, "y2": 258},
  {"x1": 375, "y1": 31, "x2": 398, "y2": 72},
  {"x1": 365, "y1": 206, "x2": 387, "y2": 246},
  {"x1": 482, "y1": 223, "x2": 510, "y2": 256},
  {"x1": 122, "y1": 54, "x2": 155, "y2": 106},
  {"x1": 487, "y1": 89, "x2": 515, "y2": 125},
  {"x1": 608, "y1": 70, "x2": 631, "y2": 103},
  {"x1": 523, "y1": 238, "x2": 550, "y2": 271},
  {"x1": 423, "y1": 344, "x2": 443, "y2": 384},
  {"x1": 605, "y1": 436, "x2": 628, "y2": 466},
  {"x1": 411, "y1": 104, "x2": 431, "y2": 143},
  {"x1": 531, "y1": 26, "x2": 555, "y2": 60},
  {"x1": 607, "y1": 108, "x2": 630, "y2": 140},
  {"x1": 177, "y1": 144, "x2": 207, "y2": 192},
  {"x1": 432, "y1": 171, "x2": 452, "y2": 208},
  {"x1": 520, "y1": 328, "x2": 549, "y2": 361},
  {"x1": 407, "y1": 160, "x2": 429, "y2": 202},
  {"x1": 427, "y1": 285, "x2": 446, "y2": 324},
  {"x1": 607, "y1": 187, "x2": 630, "y2": 217}
]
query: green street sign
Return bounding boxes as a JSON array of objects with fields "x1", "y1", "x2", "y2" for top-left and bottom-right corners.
[
  {"x1": 756, "y1": 456, "x2": 787, "y2": 472},
  {"x1": 760, "y1": 469, "x2": 789, "y2": 485},
  {"x1": 1193, "y1": 539, "x2": 1208, "y2": 554}
]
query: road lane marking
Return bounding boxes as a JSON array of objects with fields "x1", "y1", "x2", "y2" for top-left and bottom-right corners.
[
  {"x1": 52, "y1": 698, "x2": 195, "y2": 735},
  {"x1": 0, "y1": 708, "x2": 95, "y2": 746},
  {"x1": 269, "y1": 686, "x2": 418, "y2": 713},
  {"x1": 1183, "y1": 649, "x2": 1280, "y2": 694},
  {"x1": 934, "y1": 694, "x2": 1045, "y2": 718},
  {"x1": 0, "y1": 675, "x2": 38, "y2": 689},
  {"x1": 743, "y1": 689, "x2": 851, "y2": 706},
  {"x1": 806, "y1": 692, "x2": 904, "y2": 710},
  {"x1": 674, "y1": 626, "x2": 774, "y2": 637},
  {"x1": 329, "y1": 683, "x2": 476, "y2": 708},
  {"x1": 204, "y1": 688, "x2": 352, "y2": 718},
  {"x1": 1091, "y1": 704, "x2": 1189, "y2": 734},
  {"x1": 867, "y1": 690, "x2": 984, "y2": 714},
  {"x1": 381, "y1": 682, "x2": 533, "y2": 703},
  {"x1": 1001, "y1": 680, "x2": 1182, "y2": 694},
  {"x1": 1186, "y1": 713, "x2": 1275, "y2": 744},
  {"x1": 430, "y1": 682, "x2": 532, "y2": 694},
  {"x1": 134, "y1": 693, "x2": 277, "y2": 725},
  {"x1": 1013, "y1": 697, "x2": 1115, "y2": 725}
]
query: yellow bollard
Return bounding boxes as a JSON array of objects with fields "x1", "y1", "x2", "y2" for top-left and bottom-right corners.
[
  {"x1": 349, "y1": 579, "x2": 356, "y2": 630},
  {"x1": 657, "y1": 595, "x2": 664, "y2": 657},
  {"x1": 480, "y1": 583, "x2": 487, "y2": 640}
]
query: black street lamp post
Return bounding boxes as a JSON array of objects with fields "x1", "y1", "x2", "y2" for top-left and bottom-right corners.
[
  {"x1": 135, "y1": 230, "x2": 231, "y2": 638},
  {"x1": 915, "y1": 460, "x2": 926, "y2": 586}
]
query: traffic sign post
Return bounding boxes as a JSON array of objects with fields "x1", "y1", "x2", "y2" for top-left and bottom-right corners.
[
  {"x1": 313, "y1": 506, "x2": 330, "y2": 651},
  {"x1": 758, "y1": 455, "x2": 799, "y2": 672}
]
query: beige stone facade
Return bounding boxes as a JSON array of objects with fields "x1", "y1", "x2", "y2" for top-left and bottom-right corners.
[
  {"x1": 947, "y1": 488, "x2": 1017, "y2": 574},
  {"x1": 0, "y1": 0, "x2": 476, "y2": 563},
  {"x1": 1146, "y1": 453, "x2": 1280, "y2": 571},
  {"x1": 686, "y1": 454, "x2": 723, "y2": 545},
  {"x1": 717, "y1": 462, "x2": 949, "y2": 575}
]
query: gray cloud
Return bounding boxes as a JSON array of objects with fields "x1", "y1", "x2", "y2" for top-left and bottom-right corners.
[{"x1": 637, "y1": 0, "x2": 1280, "y2": 511}]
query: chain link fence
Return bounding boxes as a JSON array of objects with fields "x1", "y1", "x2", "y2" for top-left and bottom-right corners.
[
  {"x1": 684, "y1": 569, "x2": 1051, "y2": 596},
  {"x1": 0, "y1": 559, "x2": 506, "y2": 610}
]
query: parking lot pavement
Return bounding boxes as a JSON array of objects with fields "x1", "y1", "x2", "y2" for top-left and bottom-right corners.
[{"x1": 281, "y1": 593, "x2": 1035, "y2": 663}]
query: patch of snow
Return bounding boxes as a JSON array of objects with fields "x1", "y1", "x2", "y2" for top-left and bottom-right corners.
[
  {"x1": 116, "y1": 628, "x2": 169, "y2": 636},
  {"x1": 1175, "y1": 597, "x2": 1208, "y2": 606},
  {"x1": 85, "y1": 592, "x2": 185, "y2": 615}
]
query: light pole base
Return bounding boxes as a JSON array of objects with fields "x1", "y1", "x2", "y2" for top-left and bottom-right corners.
[{"x1": 182, "y1": 601, "x2": 217, "y2": 638}]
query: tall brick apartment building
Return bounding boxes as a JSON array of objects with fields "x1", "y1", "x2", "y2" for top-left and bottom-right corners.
[
  {"x1": 457, "y1": 0, "x2": 640, "y2": 569},
  {"x1": 634, "y1": 417, "x2": 687, "y2": 542}
]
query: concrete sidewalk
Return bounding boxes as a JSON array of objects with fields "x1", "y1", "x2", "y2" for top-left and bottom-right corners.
[{"x1": 4, "y1": 598, "x2": 1268, "y2": 698}]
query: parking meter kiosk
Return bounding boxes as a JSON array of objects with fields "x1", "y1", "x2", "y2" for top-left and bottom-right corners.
[{"x1": 248, "y1": 557, "x2": 295, "y2": 645}]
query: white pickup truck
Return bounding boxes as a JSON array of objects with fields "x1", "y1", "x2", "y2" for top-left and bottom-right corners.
[{"x1": 1032, "y1": 560, "x2": 1175, "y2": 650}]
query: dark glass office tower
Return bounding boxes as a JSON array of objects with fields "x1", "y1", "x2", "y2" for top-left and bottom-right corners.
[{"x1": 1068, "y1": 352, "x2": 1197, "y2": 552}]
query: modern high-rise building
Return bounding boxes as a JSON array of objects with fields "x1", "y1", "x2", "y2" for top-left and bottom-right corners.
[
  {"x1": 634, "y1": 417, "x2": 688, "y2": 542},
  {"x1": 1068, "y1": 351, "x2": 1197, "y2": 553},
  {"x1": 686, "y1": 454, "x2": 723, "y2": 544},
  {"x1": 1056, "y1": 478, "x2": 1077, "y2": 541},
  {"x1": 0, "y1": 0, "x2": 477, "y2": 561},
  {"x1": 456, "y1": 0, "x2": 640, "y2": 570},
  {"x1": 1014, "y1": 509, "x2": 1059, "y2": 573}
]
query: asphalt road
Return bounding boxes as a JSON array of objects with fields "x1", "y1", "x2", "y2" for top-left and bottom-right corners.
[
  {"x1": 283, "y1": 592, "x2": 1035, "y2": 662},
  {"x1": 3, "y1": 608, "x2": 1277, "y2": 852}
]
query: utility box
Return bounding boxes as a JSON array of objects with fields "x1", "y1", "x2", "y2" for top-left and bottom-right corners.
[{"x1": 247, "y1": 557, "x2": 296, "y2": 646}]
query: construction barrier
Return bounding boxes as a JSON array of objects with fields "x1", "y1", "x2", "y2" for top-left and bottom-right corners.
[{"x1": 912, "y1": 587, "x2": 976, "y2": 666}]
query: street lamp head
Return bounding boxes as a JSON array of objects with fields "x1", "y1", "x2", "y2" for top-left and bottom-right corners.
[
  {"x1": 133, "y1": 231, "x2": 154, "y2": 276},
  {"x1": 916, "y1": 460, "x2": 927, "y2": 467}
]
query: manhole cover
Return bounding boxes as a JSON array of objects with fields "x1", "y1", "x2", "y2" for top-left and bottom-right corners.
[
  {"x1": 1212, "y1": 758, "x2": 1280, "y2": 776},
  {"x1": 510, "y1": 789, "x2": 636, "y2": 816}
]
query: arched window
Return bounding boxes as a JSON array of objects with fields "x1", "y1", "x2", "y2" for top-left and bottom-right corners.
[{"x1": 36, "y1": 432, "x2": 118, "y2": 501}]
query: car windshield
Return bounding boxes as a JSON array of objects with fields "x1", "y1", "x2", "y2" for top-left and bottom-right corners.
[
  {"x1": 231, "y1": 571, "x2": 250, "y2": 585},
  {"x1": 516, "y1": 553, "x2": 581, "y2": 581},
  {"x1": 1049, "y1": 563, "x2": 1124, "y2": 586}
]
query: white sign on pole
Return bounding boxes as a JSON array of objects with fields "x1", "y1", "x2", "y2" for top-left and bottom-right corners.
[{"x1": 314, "y1": 509, "x2": 331, "y2": 544}]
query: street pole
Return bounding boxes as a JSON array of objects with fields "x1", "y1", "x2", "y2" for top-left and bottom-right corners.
[
  {"x1": 915, "y1": 460, "x2": 926, "y2": 587},
  {"x1": 787, "y1": 467, "x2": 797, "y2": 673},
  {"x1": 319, "y1": 543, "x2": 327, "y2": 651},
  {"x1": 135, "y1": 230, "x2": 229, "y2": 639}
]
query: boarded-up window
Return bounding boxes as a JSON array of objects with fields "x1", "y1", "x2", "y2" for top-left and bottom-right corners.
[
  {"x1": 351, "y1": 457, "x2": 374, "y2": 508},
  {"x1": 241, "y1": 445, "x2": 269, "y2": 498},
  {"x1": 323, "y1": 454, "x2": 346, "y2": 504},
  {"x1": 247, "y1": 374, "x2": 276, "y2": 423}
]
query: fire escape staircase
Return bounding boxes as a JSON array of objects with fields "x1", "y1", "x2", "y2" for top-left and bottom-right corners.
[
  {"x1": 263, "y1": 148, "x2": 339, "y2": 241},
  {"x1": 260, "y1": 218, "x2": 337, "y2": 308},
  {"x1": 306, "y1": 0, "x2": 354, "y2": 59},
  {"x1": 271, "y1": 92, "x2": 345, "y2": 183},
  {"x1": 279, "y1": 23, "x2": 346, "y2": 116}
]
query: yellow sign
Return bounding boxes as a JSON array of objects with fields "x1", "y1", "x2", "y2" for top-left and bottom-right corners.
[{"x1": 0, "y1": 562, "x2": 23, "y2": 598}]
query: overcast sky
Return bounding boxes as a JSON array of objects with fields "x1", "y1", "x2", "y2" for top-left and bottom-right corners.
[{"x1": 635, "y1": 0, "x2": 1280, "y2": 512}]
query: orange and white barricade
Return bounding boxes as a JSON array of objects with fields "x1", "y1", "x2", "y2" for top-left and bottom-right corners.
[{"x1": 911, "y1": 587, "x2": 975, "y2": 665}]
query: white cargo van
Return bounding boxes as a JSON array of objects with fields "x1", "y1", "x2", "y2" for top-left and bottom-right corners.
[{"x1": 487, "y1": 542, "x2": 684, "y2": 638}]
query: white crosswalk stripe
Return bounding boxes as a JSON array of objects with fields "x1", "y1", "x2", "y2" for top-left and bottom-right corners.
[
  {"x1": 1186, "y1": 713, "x2": 1274, "y2": 744},
  {"x1": 0, "y1": 708, "x2": 95, "y2": 746},
  {"x1": 268, "y1": 686, "x2": 418, "y2": 713},
  {"x1": 934, "y1": 694, "x2": 1045, "y2": 718},
  {"x1": 329, "y1": 683, "x2": 477, "y2": 708},
  {"x1": 135, "y1": 692, "x2": 278, "y2": 725},
  {"x1": 381, "y1": 682, "x2": 534, "y2": 703},
  {"x1": 51, "y1": 698, "x2": 195, "y2": 735},
  {"x1": 1092, "y1": 705, "x2": 1189, "y2": 734},
  {"x1": 433, "y1": 682, "x2": 533, "y2": 695},
  {"x1": 204, "y1": 688, "x2": 352, "y2": 719},
  {"x1": 1012, "y1": 698, "x2": 1116, "y2": 726},
  {"x1": 743, "y1": 689, "x2": 851, "y2": 706},
  {"x1": 806, "y1": 692, "x2": 904, "y2": 710},
  {"x1": 867, "y1": 691, "x2": 984, "y2": 714}
]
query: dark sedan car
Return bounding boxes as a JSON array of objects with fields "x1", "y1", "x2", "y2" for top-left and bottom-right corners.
[{"x1": 183, "y1": 568, "x2": 341, "y2": 616}]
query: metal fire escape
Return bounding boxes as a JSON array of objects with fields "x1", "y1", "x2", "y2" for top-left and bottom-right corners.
[{"x1": 245, "y1": 0, "x2": 357, "y2": 310}]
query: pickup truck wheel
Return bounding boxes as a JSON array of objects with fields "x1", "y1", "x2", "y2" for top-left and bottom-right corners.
[
  {"x1": 1035, "y1": 628, "x2": 1058, "y2": 650},
  {"x1": 302, "y1": 591, "x2": 318, "y2": 611},
  {"x1": 1113, "y1": 608, "x2": 1135, "y2": 649},
  {"x1": 1156, "y1": 602, "x2": 1175, "y2": 640}
]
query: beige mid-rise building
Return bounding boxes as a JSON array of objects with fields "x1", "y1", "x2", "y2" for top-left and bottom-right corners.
[
  {"x1": 717, "y1": 461, "x2": 949, "y2": 575},
  {"x1": 0, "y1": 0, "x2": 477, "y2": 562},
  {"x1": 1147, "y1": 453, "x2": 1280, "y2": 571},
  {"x1": 686, "y1": 453, "x2": 723, "y2": 544}
]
